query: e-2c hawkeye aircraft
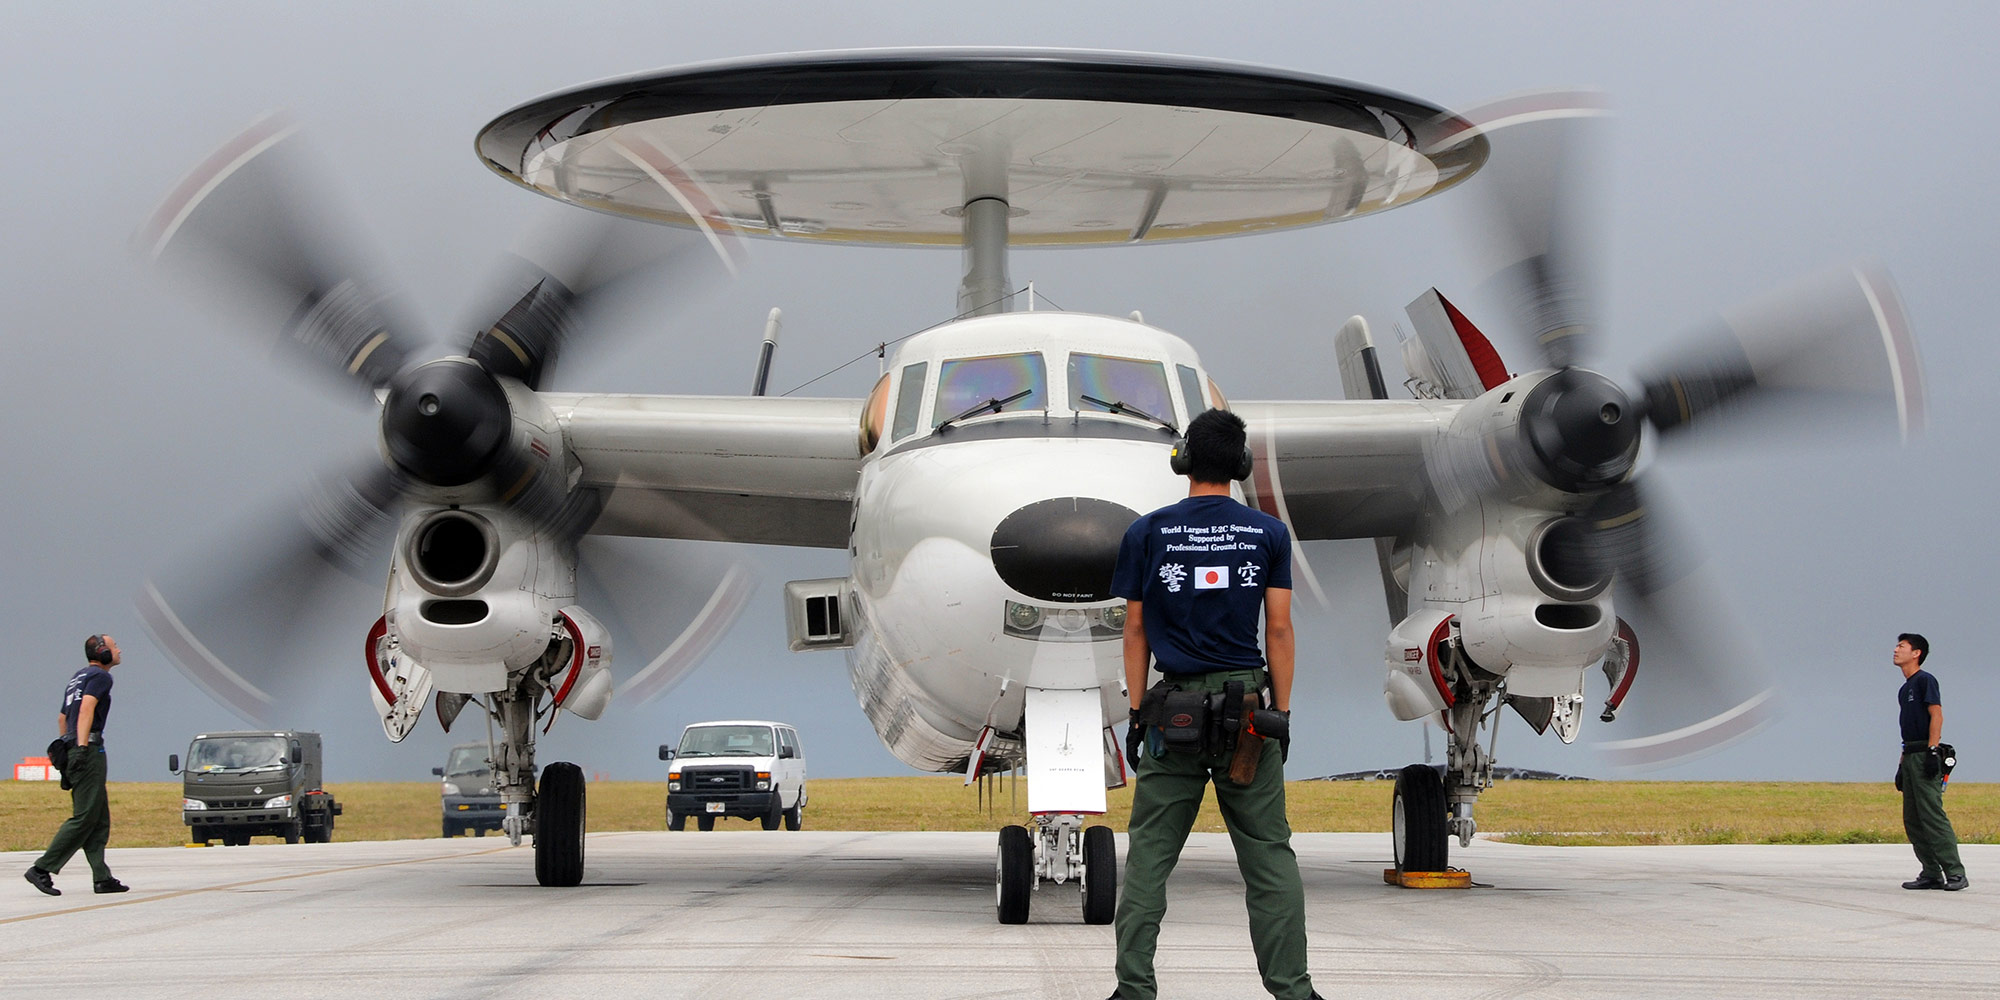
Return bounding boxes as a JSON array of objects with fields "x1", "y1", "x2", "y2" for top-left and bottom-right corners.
[{"x1": 137, "y1": 50, "x2": 1923, "y2": 920}]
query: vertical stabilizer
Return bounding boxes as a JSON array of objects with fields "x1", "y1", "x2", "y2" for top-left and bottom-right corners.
[{"x1": 1404, "y1": 288, "x2": 1509, "y2": 399}]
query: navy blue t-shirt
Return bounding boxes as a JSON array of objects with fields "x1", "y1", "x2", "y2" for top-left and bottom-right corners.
[
  {"x1": 1110, "y1": 495, "x2": 1292, "y2": 674},
  {"x1": 61, "y1": 665, "x2": 113, "y2": 741},
  {"x1": 1899, "y1": 668, "x2": 1940, "y2": 744}
]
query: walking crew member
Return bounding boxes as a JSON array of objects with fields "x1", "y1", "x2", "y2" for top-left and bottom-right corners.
[
  {"x1": 1106, "y1": 409, "x2": 1321, "y2": 1000},
  {"x1": 25, "y1": 634, "x2": 129, "y2": 896},
  {"x1": 1893, "y1": 633, "x2": 1967, "y2": 891}
]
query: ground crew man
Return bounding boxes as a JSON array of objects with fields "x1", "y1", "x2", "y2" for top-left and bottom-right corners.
[
  {"x1": 1105, "y1": 409, "x2": 1321, "y2": 1000},
  {"x1": 25, "y1": 634, "x2": 129, "y2": 896},
  {"x1": 1893, "y1": 633, "x2": 1967, "y2": 891}
]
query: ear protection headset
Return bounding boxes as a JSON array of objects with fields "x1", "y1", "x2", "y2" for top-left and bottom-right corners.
[
  {"x1": 86, "y1": 635, "x2": 113, "y2": 666},
  {"x1": 1169, "y1": 433, "x2": 1254, "y2": 482}
]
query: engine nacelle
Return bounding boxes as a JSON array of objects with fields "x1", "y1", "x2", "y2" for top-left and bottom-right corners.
[
  {"x1": 385, "y1": 503, "x2": 578, "y2": 694},
  {"x1": 1383, "y1": 608, "x2": 1457, "y2": 721}
]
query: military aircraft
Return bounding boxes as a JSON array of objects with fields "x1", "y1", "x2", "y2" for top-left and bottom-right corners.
[{"x1": 136, "y1": 50, "x2": 1922, "y2": 919}]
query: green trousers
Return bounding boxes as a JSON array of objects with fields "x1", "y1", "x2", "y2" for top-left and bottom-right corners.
[
  {"x1": 1900, "y1": 750, "x2": 1964, "y2": 879},
  {"x1": 1114, "y1": 671, "x2": 1313, "y2": 1000},
  {"x1": 37, "y1": 745, "x2": 114, "y2": 882}
]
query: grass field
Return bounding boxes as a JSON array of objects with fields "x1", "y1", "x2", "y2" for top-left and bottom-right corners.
[{"x1": 3, "y1": 778, "x2": 1995, "y2": 852}]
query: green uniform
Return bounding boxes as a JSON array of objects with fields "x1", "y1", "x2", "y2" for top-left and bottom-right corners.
[
  {"x1": 37, "y1": 744, "x2": 115, "y2": 882},
  {"x1": 1114, "y1": 668, "x2": 1313, "y2": 1000},
  {"x1": 1899, "y1": 749, "x2": 1964, "y2": 880}
]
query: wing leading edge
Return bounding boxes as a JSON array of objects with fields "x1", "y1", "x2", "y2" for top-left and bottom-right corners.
[{"x1": 548, "y1": 393, "x2": 864, "y2": 547}]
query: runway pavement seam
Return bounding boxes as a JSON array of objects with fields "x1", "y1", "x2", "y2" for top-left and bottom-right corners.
[{"x1": 0, "y1": 844, "x2": 513, "y2": 926}]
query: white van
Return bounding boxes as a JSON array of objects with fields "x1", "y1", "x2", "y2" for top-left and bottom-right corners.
[{"x1": 660, "y1": 720, "x2": 807, "y2": 831}]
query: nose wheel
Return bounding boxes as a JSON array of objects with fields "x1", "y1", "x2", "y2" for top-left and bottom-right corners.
[
  {"x1": 995, "y1": 815, "x2": 1118, "y2": 924},
  {"x1": 533, "y1": 761, "x2": 586, "y2": 887}
]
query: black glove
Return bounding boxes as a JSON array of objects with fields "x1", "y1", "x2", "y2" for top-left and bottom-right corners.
[
  {"x1": 1249, "y1": 709, "x2": 1291, "y2": 762},
  {"x1": 1894, "y1": 768, "x2": 1904, "y2": 792},
  {"x1": 1125, "y1": 708, "x2": 1144, "y2": 769},
  {"x1": 1925, "y1": 747, "x2": 1942, "y2": 779}
]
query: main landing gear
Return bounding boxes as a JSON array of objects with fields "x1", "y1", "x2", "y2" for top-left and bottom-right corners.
[{"x1": 996, "y1": 814, "x2": 1117, "y2": 924}]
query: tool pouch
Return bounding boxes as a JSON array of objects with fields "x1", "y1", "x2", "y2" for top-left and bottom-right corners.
[{"x1": 1157, "y1": 689, "x2": 1209, "y2": 755}]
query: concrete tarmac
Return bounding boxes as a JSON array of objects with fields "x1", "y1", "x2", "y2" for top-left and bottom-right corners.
[{"x1": 4, "y1": 831, "x2": 1993, "y2": 999}]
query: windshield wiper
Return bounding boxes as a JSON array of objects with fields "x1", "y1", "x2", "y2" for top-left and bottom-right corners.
[
  {"x1": 936, "y1": 388, "x2": 1034, "y2": 432},
  {"x1": 1078, "y1": 394, "x2": 1175, "y2": 431}
]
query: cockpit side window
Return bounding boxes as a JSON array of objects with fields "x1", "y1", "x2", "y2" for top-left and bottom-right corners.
[
  {"x1": 891, "y1": 362, "x2": 928, "y2": 441},
  {"x1": 859, "y1": 373, "x2": 890, "y2": 453},
  {"x1": 1071, "y1": 353, "x2": 1175, "y2": 427},
  {"x1": 933, "y1": 353, "x2": 1047, "y2": 427},
  {"x1": 1176, "y1": 365, "x2": 1208, "y2": 421}
]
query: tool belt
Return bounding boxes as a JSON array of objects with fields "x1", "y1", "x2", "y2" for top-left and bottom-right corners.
[{"x1": 1136, "y1": 676, "x2": 1264, "y2": 784}]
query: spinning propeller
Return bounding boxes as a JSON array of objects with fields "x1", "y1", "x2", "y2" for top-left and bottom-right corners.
[
  {"x1": 136, "y1": 114, "x2": 752, "y2": 724},
  {"x1": 1431, "y1": 93, "x2": 1925, "y2": 765}
]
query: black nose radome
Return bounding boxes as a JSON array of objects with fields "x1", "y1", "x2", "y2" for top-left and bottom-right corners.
[
  {"x1": 381, "y1": 359, "x2": 511, "y2": 487},
  {"x1": 990, "y1": 497, "x2": 1140, "y2": 604}
]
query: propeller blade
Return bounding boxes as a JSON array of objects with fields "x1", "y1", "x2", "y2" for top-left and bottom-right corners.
[
  {"x1": 574, "y1": 536, "x2": 757, "y2": 707},
  {"x1": 461, "y1": 162, "x2": 745, "y2": 390},
  {"x1": 1441, "y1": 91, "x2": 1612, "y2": 369},
  {"x1": 138, "y1": 465, "x2": 397, "y2": 724},
  {"x1": 1637, "y1": 262, "x2": 1926, "y2": 442},
  {"x1": 138, "y1": 114, "x2": 427, "y2": 394}
]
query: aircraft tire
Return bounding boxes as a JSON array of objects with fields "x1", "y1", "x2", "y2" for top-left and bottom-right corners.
[
  {"x1": 1081, "y1": 825, "x2": 1117, "y2": 925},
  {"x1": 534, "y1": 761, "x2": 587, "y2": 887},
  {"x1": 997, "y1": 825, "x2": 1033, "y2": 924},
  {"x1": 1392, "y1": 764, "x2": 1449, "y2": 873},
  {"x1": 697, "y1": 815, "x2": 716, "y2": 832}
]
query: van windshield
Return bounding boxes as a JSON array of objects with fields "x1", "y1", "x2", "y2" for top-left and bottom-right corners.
[
  {"x1": 677, "y1": 726, "x2": 775, "y2": 758},
  {"x1": 189, "y1": 736, "x2": 288, "y2": 773},
  {"x1": 445, "y1": 746, "x2": 492, "y2": 776}
]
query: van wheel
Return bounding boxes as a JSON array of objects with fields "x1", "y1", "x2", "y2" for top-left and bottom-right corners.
[
  {"x1": 784, "y1": 796, "x2": 803, "y2": 831},
  {"x1": 1080, "y1": 825, "x2": 1117, "y2": 925},
  {"x1": 761, "y1": 796, "x2": 783, "y2": 830},
  {"x1": 667, "y1": 810, "x2": 686, "y2": 831},
  {"x1": 443, "y1": 819, "x2": 458, "y2": 838},
  {"x1": 697, "y1": 815, "x2": 715, "y2": 832},
  {"x1": 473, "y1": 826, "x2": 486, "y2": 837},
  {"x1": 997, "y1": 825, "x2": 1034, "y2": 924},
  {"x1": 222, "y1": 831, "x2": 249, "y2": 847},
  {"x1": 533, "y1": 761, "x2": 587, "y2": 887}
]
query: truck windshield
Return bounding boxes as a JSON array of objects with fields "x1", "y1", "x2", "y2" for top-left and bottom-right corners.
[
  {"x1": 188, "y1": 736, "x2": 288, "y2": 773},
  {"x1": 445, "y1": 747, "x2": 492, "y2": 776},
  {"x1": 677, "y1": 726, "x2": 775, "y2": 758}
]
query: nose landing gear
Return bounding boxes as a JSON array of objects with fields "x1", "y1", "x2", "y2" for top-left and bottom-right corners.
[{"x1": 996, "y1": 813, "x2": 1118, "y2": 924}]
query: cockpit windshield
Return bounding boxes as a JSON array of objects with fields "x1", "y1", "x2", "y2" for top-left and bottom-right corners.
[
  {"x1": 933, "y1": 353, "x2": 1047, "y2": 427},
  {"x1": 1069, "y1": 353, "x2": 1175, "y2": 428},
  {"x1": 188, "y1": 736, "x2": 289, "y2": 773},
  {"x1": 677, "y1": 725, "x2": 776, "y2": 759}
]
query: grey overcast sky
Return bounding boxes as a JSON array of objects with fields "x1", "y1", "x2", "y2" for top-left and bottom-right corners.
[{"x1": 4, "y1": 2, "x2": 1995, "y2": 784}]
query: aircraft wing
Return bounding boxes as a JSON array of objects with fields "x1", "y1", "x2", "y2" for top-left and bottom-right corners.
[
  {"x1": 1233, "y1": 399, "x2": 1461, "y2": 540},
  {"x1": 547, "y1": 394, "x2": 865, "y2": 547}
]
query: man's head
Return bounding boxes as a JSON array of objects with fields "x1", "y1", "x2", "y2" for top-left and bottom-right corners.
[
  {"x1": 1894, "y1": 632, "x2": 1928, "y2": 674},
  {"x1": 84, "y1": 634, "x2": 122, "y2": 668},
  {"x1": 1177, "y1": 408, "x2": 1251, "y2": 484}
]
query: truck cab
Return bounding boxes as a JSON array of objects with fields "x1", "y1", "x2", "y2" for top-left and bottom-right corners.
[
  {"x1": 433, "y1": 742, "x2": 505, "y2": 837},
  {"x1": 661, "y1": 720, "x2": 806, "y2": 831},
  {"x1": 170, "y1": 731, "x2": 340, "y2": 846}
]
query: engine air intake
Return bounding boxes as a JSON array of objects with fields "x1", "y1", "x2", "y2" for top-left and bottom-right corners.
[
  {"x1": 1527, "y1": 517, "x2": 1611, "y2": 602},
  {"x1": 407, "y1": 510, "x2": 498, "y2": 597}
]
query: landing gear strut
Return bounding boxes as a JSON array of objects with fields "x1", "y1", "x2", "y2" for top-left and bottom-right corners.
[{"x1": 995, "y1": 814, "x2": 1117, "y2": 924}]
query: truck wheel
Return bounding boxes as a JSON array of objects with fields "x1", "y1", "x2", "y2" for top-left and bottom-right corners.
[
  {"x1": 697, "y1": 814, "x2": 715, "y2": 832},
  {"x1": 997, "y1": 825, "x2": 1033, "y2": 924},
  {"x1": 1080, "y1": 825, "x2": 1117, "y2": 925},
  {"x1": 667, "y1": 811, "x2": 686, "y2": 831},
  {"x1": 222, "y1": 831, "x2": 248, "y2": 847},
  {"x1": 284, "y1": 821, "x2": 302, "y2": 845},
  {"x1": 533, "y1": 761, "x2": 587, "y2": 887},
  {"x1": 761, "y1": 795, "x2": 782, "y2": 830}
]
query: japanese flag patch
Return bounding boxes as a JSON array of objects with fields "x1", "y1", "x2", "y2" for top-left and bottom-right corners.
[{"x1": 1193, "y1": 566, "x2": 1230, "y2": 589}]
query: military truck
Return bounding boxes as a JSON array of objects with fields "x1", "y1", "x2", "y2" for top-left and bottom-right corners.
[
  {"x1": 170, "y1": 731, "x2": 341, "y2": 846},
  {"x1": 433, "y1": 742, "x2": 505, "y2": 837}
]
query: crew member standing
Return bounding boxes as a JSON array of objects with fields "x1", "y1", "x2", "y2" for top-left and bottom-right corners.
[
  {"x1": 1106, "y1": 409, "x2": 1320, "y2": 1000},
  {"x1": 1893, "y1": 633, "x2": 1967, "y2": 891},
  {"x1": 24, "y1": 635, "x2": 129, "y2": 896}
]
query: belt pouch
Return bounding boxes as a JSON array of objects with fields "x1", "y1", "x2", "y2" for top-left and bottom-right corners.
[{"x1": 1158, "y1": 689, "x2": 1208, "y2": 754}]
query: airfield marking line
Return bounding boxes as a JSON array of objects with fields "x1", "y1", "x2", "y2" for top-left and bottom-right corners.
[{"x1": 0, "y1": 844, "x2": 514, "y2": 926}]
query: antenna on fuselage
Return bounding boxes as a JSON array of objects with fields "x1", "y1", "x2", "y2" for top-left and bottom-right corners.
[{"x1": 751, "y1": 308, "x2": 781, "y2": 396}]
